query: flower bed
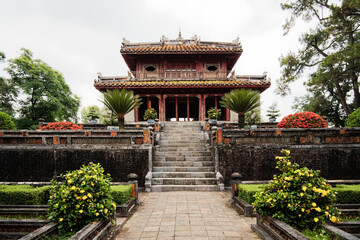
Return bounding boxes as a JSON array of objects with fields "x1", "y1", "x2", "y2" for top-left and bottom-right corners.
[
  {"x1": 277, "y1": 111, "x2": 327, "y2": 128},
  {"x1": 40, "y1": 121, "x2": 82, "y2": 130}
]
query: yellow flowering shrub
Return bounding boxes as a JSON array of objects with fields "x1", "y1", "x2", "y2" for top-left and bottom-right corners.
[
  {"x1": 48, "y1": 163, "x2": 116, "y2": 234},
  {"x1": 253, "y1": 149, "x2": 340, "y2": 229}
]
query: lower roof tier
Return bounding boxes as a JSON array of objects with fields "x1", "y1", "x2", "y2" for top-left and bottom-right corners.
[{"x1": 94, "y1": 75, "x2": 271, "y2": 92}]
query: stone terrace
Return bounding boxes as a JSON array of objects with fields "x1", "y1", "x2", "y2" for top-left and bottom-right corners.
[{"x1": 116, "y1": 191, "x2": 259, "y2": 240}]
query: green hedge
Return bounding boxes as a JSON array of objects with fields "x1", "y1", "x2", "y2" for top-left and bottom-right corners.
[
  {"x1": 333, "y1": 185, "x2": 360, "y2": 204},
  {"x1": 238, "y1": 184, "x2": 264, "y2": 204},
  {"x1": 0, "y1": 185, "x2": 51, "y2": 205},
  {"x1": 237, "y1": 184, "x2": 360, "y2": 205},
  {"x1": 110, "y1": 185, "x2": 133, "y2": 205},
  {"x1": 0, "y1": 184, "x2": 133, "y2": 205}
]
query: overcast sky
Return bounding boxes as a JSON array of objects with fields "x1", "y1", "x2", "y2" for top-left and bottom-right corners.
[{"x1": 0, "y1": 0, "x2": 315, "y2": 121}]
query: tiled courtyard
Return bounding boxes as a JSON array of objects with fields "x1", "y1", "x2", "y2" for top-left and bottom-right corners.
[{"x1": 116, "y1": 192, "x2": 259, "y2": 240}]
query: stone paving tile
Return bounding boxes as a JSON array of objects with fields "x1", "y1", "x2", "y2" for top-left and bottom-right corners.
[{"x1": 115, "y1": 192, "x2": 259, "y2": 240}]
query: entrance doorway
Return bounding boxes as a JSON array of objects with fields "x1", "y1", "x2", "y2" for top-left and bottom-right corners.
[
  {"x1": 165, "y1": 97, "x2": 199, "y2": 121},
  {"x1": 138, "y1": 97, "x2": 159, "y2": 121},
  {"x1": 205, "y1": 96, "x2": 226, "y2": 120}
]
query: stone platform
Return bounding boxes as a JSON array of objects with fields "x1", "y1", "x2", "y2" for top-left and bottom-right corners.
[{"x1": 115, "y1": 191, "x2": 259, "y2": 240}]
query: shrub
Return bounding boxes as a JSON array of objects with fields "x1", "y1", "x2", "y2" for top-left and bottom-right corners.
[
  {"x1": 277, "y1": 111, "x2": 326, "y2": 128},
  {"x1": 207, "y1": 107, "x2": 221, "y2": 120},
  {"x1": 333, "y1": 185, "x2": 360, "y2": 204},
  {"x1": 48, "y1": 163, "x2": 116, "y2": 234},
  {"x1": 111, "y1": 185, "x2": 133, "y2": 204},
  {"x1": 345, "y1": 107, "x2": 360, "y2": 127},
  {"x1": 238, "y1": 184, "x2": 264, "y2": 204},
  {"x1": 253, "y1": 149, "x2": 340, "y2": 229},
  {"x1": 143, "y1": 108, "x2": 157, "y2": 120},
  {"x1": 0, "y1": 185, "x2": 50, "y2": 205},
  {"x1": 0, "y1": 111, "x2": 16, "y2": 130},
  {"x1": 41, "y1": 121, "x2": 82, "y2": 130}
]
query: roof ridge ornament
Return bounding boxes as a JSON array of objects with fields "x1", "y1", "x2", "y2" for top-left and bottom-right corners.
[
  {"x1": 161, "y1": 35, "x2": 169, "y2": 44},
  {"x1": 122, "y1": 38, "x2": 130, "y2": 46},
  {"x1": 232, "y1": 37, "x2": 241, "y2": 46}
]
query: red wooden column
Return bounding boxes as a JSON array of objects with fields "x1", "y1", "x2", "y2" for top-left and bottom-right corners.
[
  {"x1": 176, "y1": 97, "x2": 179, "y2": 121},
  {"x1": 158, "y1": 95, "x2": 162, "y2": 121},
  {"x1": 226, "y1": 108, "x2": 230, "y2": 121},
  {"x1": 147, "y1": 97, "x2": 151, "y2": 109},
  {"x1": 198, "y1": 95, "x2": 202, "y2": 121},
  {"x1": 162, "y1": 95, "x2": 167, "y2": 122},
  {"x1": 135, "y1": 108, "x2": 139, "y2": 122},
  {"x1": 215, "y1": 96, "x2": 217, "y2": 109},
  {"x1": 187, "y1": 97, "x2": 190, "y2": 121}
]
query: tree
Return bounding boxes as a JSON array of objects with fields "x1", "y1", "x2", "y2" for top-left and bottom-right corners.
[
  {"x1": 0, "y1": 51, "x2": 17, "y2": 116},
  {"x1": 101, "y1": 89, "x2": 142, "y2": 129},
  {"x1": 220, "y1": 89, "x2": 260, "y2": 128},
  {"x1": 277, "y1": 0, "x2": 360, "y2": 123},
  {"x1": 266, "y1": 102, "x2": 281, "y2": 121},
  {"x1": 0, "y1": 111, "x2": 16, "y2": 130},
  {"x1": 245, "y1": 109, "x2": 261, "y2": 126},
  {"x1": 6, "y1": 48, "x2": 80, "y2": 129},
  {"x1": 81, "y1": 105, "x2": 101, "y2": 123},
  {"x1": 345, "y1": 107, "x2": 360, "y2": 126}
]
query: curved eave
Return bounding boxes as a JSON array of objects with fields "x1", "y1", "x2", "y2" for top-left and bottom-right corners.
[{"x1": 94, "y1": 82, "x2": 271, "y2": 93}]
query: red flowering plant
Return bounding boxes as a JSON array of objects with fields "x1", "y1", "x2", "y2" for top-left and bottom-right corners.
[
  {"x1": 41, "y1": 121, "x2": 82, "y2": 130},
  {"x1": 277, "y1": 112, "x2": 327, "y2": 128}
]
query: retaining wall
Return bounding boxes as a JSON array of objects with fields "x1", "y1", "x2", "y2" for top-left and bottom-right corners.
[{"x1": 213, "y1": 128, "x2": 360, "y2": 186}]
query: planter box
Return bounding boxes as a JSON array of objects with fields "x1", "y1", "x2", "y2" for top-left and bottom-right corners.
[
  {"x1": 0, "y1": 219, "x2": 54, "y2": 239},
  {"x1": 323, "y1": 221, "x2": 360, "y2": 239},
  {"x1": 335, "y1": 204, "x2": 360, "y2": 216},
  {"x1": 69, "y1": 219, "x2": 119, "y2": 240},
  {"x1": 0, "y1": 205, "x2": 48, "y2": 218},
  {"x1": 233, "y1": 197, "x2": 255, "y2": 217},
  {"x1": 251, "y1": 214, "x2": 309, "y2": 240},
  {"x1": 117, "y1": 198, "x2": 136, "y2": 217}
]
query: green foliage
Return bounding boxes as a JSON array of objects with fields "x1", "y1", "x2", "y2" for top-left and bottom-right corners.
[
  {"x1": 253, "y1": 150, "x2": 340, "y2": 229},
  {"x1": 207, "y1": 107, "x2": 221, "y2": 120},
  {"x1": 143, "y1": 107, "x2": 158, "y2": 120},
  {"x1": 266, "y1": 102, "x2": 281, "y2": 120},
  {"x1": 48, "y1": 163, "x2": 116, "y2": 234},
  {"x1": 101, "y1": 89, "x2": 142, "y2": 129},
  {"x1": 100, "y1": 107, "x2": 118, "y2": 126},
  {"x1": 0, "y1": 185, "x2": 50, "y2": 205},
  {"x1": 0, "y1": 111, "x2": 16, "y2": 130},
  {"x1": 6, "y1": 48, "x2": 80, "y2": 129},
  {"x1": 238, "y1": 184, "x2": 264, "y2": 204},
  {"x1": 301, "y1": 228, "x2": 337, "y2": 240},
  {"x1": 333, "y1": 185, "x2": 360, "y2": 204},
  {"x1": 110, "y1": 185, "x2": 133, "y2": 204},
  {"x1": 277, "y1": 0, "x2": 360, "y2": 121},
  {"x1": 220, "y1": 89, "x2": 260, "y2": 128},
  {"x1": 81, "y1": 105, "x2": 101, "y2": 123},
  {"x1": 345, "y1": 107, "x2": 360, "y2": 127},
  {"x1": 0, "y1": 77, "x2": 17, "y2": 116},
  {"x1": 245, "y1": 109, "x2": 261, "y2": 126}
]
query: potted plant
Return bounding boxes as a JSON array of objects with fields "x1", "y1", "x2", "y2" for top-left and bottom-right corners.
[
  {"x1": 143, "y1": 108, "x2": 157, "y2": 123},
  {"x1": 266, "y1": 102, "x2": 280, "y2": 122},
  {"x1": 207, "y1": 107, "x2": 221, "y2": 123},
  {"x1": 87, "y1": 106, "x2": 100, "y2": 123}
]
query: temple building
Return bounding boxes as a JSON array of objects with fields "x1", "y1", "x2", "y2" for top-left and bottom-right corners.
[{"x1": 94, "y1": 33, "x2": 271, "y2": 122}]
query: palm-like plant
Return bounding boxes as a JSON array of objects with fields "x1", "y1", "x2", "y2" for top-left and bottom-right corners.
[
  {"x1": 220, "y1": 89, "x2": 260, "y2": 128},
  {"x1": 101, "y1": 89, "x2": 142, "y2": 129}
]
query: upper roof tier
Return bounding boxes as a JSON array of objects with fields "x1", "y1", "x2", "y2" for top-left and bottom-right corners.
[{"x1": 121, "y1": 34, "x2": 243, "y2": 55}]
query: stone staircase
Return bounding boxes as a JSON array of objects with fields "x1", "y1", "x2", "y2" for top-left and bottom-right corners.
[{"x1": 151, "y1": 122, "x2": 217, "y2": 191}]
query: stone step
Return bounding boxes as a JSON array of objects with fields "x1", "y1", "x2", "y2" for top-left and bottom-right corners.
[
  {"x1": 153, "y1": 166, "x2": 215, "y2": 172},
  {"x1": 154, "y1": 155, "x2": 212, "y2": 161},
  {"x1": 155, "y1": 151, "x2": 211, "y2": 156},
  {"x1": 151, "y1": 185, "x2": 218, "y2": 192},
  {"x1": 152, "y1": 172, "x2": 216, "y2": 178},
  {"x1": 152, "y1": 177, "x2": 217, "y2": 185},
  {"x1": 153, "y1": 161, "x2": 214, "y2": 167},
  {"x1": 155, "y1": 144, "x2": 206, "y2": 149},
  {"x1": 156, "y1": 146, "x2": 207, "y2": 151}
]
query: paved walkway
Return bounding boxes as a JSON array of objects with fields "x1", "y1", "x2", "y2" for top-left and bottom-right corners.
[{"x1": 116, "y1": 192, "x2": 259, "y2": 240}]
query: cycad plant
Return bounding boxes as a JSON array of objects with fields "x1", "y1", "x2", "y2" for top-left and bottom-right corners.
[
  {"x1": 220, "y1": 89, "x2": 260, "y2": 128},
  {"x1": 101, "y1": 89, "x2": 142, "y2": 129}
]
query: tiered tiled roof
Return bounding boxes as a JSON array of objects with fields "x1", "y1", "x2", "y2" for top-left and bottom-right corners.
[
  {"x1": 94, "y1": 75, "x2": 270, "y2": 91},
  {"x1": 121, "y1": 35, "x2": 243, "y2": 55}
]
